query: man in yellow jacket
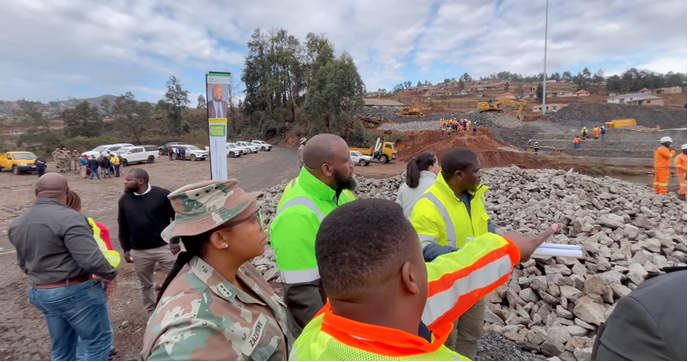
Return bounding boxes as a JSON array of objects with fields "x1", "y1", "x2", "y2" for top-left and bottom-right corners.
[
  {"x1": 410, "y1": 148, "x2": 493, "y2": 359},
  {"x1": 292, "y1": 199, "x2": 556, "y2": 361}
]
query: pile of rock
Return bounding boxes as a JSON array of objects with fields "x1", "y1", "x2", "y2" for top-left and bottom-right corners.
[{"x1": 252, "y1": 167, "x2": 687, "y2": 361}]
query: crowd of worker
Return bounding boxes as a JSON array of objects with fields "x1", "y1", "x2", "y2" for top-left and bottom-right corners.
[
  {"x1": 7, "y1": 133, "x2": 687, "y2": 361},
  {"x1": 439, "y1": 118, "x2": 478, "y2": 139},
  {"x1": 48, "y1": 148, "x2": 123, "y2": 179}
]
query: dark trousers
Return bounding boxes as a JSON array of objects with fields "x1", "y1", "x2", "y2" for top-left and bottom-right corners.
[{"x1": 282, "y1": 280, "x2": 327, "y2": 337}]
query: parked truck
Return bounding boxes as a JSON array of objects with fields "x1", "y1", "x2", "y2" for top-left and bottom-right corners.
[
  {"x1": 0, "y1": 151, "x2": 38, "y2": 175},
  {"x1": 349, "y1": 138, "x2": 397, "y2": 164}
]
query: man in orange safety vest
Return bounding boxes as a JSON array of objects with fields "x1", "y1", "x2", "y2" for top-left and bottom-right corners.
[
  {"x1": 654, "y1": 137, "x2": 675, "y2": 195},
  {"x1": 292, "y1": 199, "x2": 556, "y2": 361}
]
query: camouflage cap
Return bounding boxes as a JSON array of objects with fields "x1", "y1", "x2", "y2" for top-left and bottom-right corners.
[{"x1": 161, "y1": 179, "x2": 262, "y2": 243}]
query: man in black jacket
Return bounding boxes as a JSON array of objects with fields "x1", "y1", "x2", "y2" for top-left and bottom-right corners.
[
  {"x1": 118, "y1": 168, "x2": 178, "y2": 314},
  {"x1": 592, "y1": 267, "x2": 687, "y2": 360}
]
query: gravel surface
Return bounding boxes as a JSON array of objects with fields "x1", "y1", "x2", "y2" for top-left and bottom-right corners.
[{"x1": 542, "y1": 103, "x2": 687, "y2": 130}]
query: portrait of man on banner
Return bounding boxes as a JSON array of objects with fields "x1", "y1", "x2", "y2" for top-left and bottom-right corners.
[{"x1": 207, "y1": 84, "x2": 229, "y2": 119}]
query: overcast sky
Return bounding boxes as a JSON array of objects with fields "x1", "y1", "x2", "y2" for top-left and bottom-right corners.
[{"x1": 0, "y1": 0, "x2": 685, "y2": 102}]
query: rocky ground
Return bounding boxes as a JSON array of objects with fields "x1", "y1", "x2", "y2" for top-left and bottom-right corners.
[
  {"x1": 541, "y1": 103, "x2": 687, "y2": 130},
  {"x1": 1, "y1": 144, "x2": 685, "y2": 361},
  {"x1": 253, "y1": 166, "x2": 687, "y2": 361}
]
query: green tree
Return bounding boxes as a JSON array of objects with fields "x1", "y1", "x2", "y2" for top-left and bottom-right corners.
[
  {"x1": 504, "y1": 82, "x2": 510, "y2": 92},
  {"x1": 197, "y1": 94, "x2": 206, "y2": 109},
  {"x1": 561, "y1": 71, "x2": 572, "y2": 81},
  {"x1": 515, "y1": 84, "x2": 524, "y2": 97},
  {"x1": 100, "y1": 99, "x2": 111, "y2": 116},
  {"x1": 461, "y1": 72, "x2": 472, "y2": 82},
  {"x1": 61, "y1": 101, "x2": 103, "y2": 138},
  {"x1": 304, "y1": 44, "x2": 365, "y2": 136},
  {"x1": 164, "y1": 75, "x2": 190, "y2": 135},
  {"x1": 112, "y1": 92, "x2": 151, "y2": 144}
]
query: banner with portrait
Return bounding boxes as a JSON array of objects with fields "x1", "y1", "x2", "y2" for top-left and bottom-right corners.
[{"x1": 205, "y1": 72, "x2": 231, "y2": 180}]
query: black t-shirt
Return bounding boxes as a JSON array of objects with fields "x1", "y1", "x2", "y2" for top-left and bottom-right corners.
[{"x1": 117, "y1": 186, "x2": 175, "y2": 251}]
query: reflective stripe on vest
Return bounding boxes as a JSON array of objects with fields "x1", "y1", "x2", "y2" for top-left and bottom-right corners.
[
  {"x1": 281, "y1": 268, "x2": 320, "y2": 284},
  {"x1": 421, "y1": 254, "x2": 512, "y2": 325},
  {"x1": 276, "y1": 196, "x2": 325, "y2": 222},
  {"x1": 87, "y1": 218, "x2": 120, "y2": 268},
  {"x1": 420, "y1": 193, "x2": 457, "y2": 247}
]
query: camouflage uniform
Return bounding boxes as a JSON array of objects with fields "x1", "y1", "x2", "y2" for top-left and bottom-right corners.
[
  {"x1": 51, "y1": 148, "x2": 59, "y2": 163},
  {"x1": 64, "y1": 149, "x2": 72, "y2": 171},
  {"x1": 297, "y1": 137, "x2": 307, "y2": 168},
  {"x1": 141, "y1": 179, "x2": 294, "y2": 361},
  {"x1": 72, "y1": 150, "x2": 80, "y2": 172}
]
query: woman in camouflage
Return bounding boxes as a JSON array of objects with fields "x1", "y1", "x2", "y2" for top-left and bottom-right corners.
[{"x1": 141, "y1": 179, "x2": 294, "y2": 360}]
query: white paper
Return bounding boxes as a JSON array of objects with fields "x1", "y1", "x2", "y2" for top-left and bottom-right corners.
[{"x1": 531, "y1": 243, "x2": 584, "y2": 259}]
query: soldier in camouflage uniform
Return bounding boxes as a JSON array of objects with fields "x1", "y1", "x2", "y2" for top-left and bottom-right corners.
[
  {"x1": 51, "y1": 148, "x2": 59, "y2": 163},
  {"x1": 141, "y1": 179, "x2": 294, "y2": 361},
  {"x1": 72, "y1": 150, "x2": 80, "y2": 173},
  {"x1": 63, "y1": 148, "x2": 72, "y2": 171}
]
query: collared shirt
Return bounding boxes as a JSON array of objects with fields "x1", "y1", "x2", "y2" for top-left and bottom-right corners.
[
  {"x1": 396, "y1": 171, "x2": 437, "y2": 218},
  {"x1": 134, "y1": 184, "x2": 152, "y2": 196},
  {"x1": 8, "y1": 198, "x2": 118, "y2": 284},
  {"x1": 211, "y1": 99, "x2": 224, "y2": 118},
  {"x1": 141, "y1": 257, "x2": 294, "y2": 361}
]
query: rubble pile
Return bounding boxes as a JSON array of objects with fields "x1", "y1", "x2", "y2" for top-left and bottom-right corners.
[
  {"x1": 542, "y1": 103, "x2": 687, "y2": 130},
  {"x1": 252, "y1": 167, "x2": 687, "y2": 361}
]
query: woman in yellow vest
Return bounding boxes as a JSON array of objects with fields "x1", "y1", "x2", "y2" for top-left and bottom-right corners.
[{"x1": 65, "y1": 190, "x2": 119, "y2": 359}]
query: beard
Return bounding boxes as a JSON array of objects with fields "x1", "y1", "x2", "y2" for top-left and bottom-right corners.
[
  {"x1": 334, "y1": 170, "x2": 356, "y2": 192},
  {"x1": 124, "y1": 185, "x2": 137, "y2": 193}
]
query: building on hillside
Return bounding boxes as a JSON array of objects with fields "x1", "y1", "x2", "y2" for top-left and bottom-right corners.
[
  {"x1": 365, "y1": 91, "x2": 385, "y2": 97},
  {"x1": 498, "y1": 92, "x2": 516, "y2": 100},
  {"x1": 546, "y1": 92, "x2": 558, "y2": 98},
  {"x1": 575, "y1": 89, "x2": 590, "y2": 97},
  {"x1": 607, "y1": 93, "x2": 664, "y2": 107},
  {"x1": 523, "y1": 91, "x2": 536, "y2": 99},
  {"x1": 638, "y1": 88, "x2": 655, "y2": 95},
  {"x1": 533, "y1": 103, "x2": 568, "y2": 112},
  {"x1": 558, "y1": 91, "x2": 575, "y2": 97},
  {"x1": 363, "y1": 98, "x2": 406, "y2": 108},
  {"x1": 467, "y1": 83, "x2": 500, "y2": 92},
  {"x1": 656, "y1": 86, "x2": 682, "y2": 94}
]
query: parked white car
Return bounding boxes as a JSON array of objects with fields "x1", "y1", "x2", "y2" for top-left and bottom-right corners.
[
  {"x1": 236, "y1": 141, "x2": 259, "y2": 153},
  {"x1": 350, "y1": 150, "x2": 373, "y2": 166},
  {"x1": 226, "y1": 144, "x2": 243, "y2": 158},
  {"x1": 227, "y1": 142, "x2": 249, "y2": 155},
  {"x1": 117, "y1": 145, "x2": 160, "y2": 166},
  {"x1": 251, "y1": 140, "x2": 272, "y2": 151},
  {"x1": 173, "y1": 145, "x2": 208, "y2": 161},
  {"x1": 83, "y1": 143, "x2": 134, "y2": 158}
]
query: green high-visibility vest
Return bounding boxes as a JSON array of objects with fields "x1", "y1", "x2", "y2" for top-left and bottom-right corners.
[
  {"x1": 270, "y1": 168, "x2": 354, "y2": 284},
  {"x1": 277, "y1": 171, "x2": 355, "y2": 210}
]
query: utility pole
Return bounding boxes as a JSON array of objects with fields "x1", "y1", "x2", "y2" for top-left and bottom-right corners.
[{"x1": 542, "y1": 0, "x2": 549, "y2": 114}]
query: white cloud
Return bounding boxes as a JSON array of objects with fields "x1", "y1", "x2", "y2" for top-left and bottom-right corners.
[{"x1": 0, "y1": 0, "x2": 685, "y2": 101}]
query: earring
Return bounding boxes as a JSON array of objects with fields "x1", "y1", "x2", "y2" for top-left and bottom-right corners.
[{"x1": 223, "y1": 244, "x2": 228, "y2": 249}]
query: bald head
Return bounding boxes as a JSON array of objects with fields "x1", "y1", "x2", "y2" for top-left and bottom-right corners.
[
  {"x1": 211, "y1": 85, "x2": 224, "y2": 102},
  {"x1": 302, "y1": 134, "x2": 355, "y2": 191},
  {"x1": 303, "y1": 134, "x2": 347, "y2": 169},
  {"x1": 35, "y1": 173, "x2": 69, "y2": 202}
]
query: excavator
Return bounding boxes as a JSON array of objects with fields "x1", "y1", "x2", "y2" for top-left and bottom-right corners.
[{"x1": 476, "y1": 98, "x2": 528, "y2": 121}]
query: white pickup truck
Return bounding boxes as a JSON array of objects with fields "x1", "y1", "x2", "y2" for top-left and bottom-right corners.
[
  {"x1": 236, "y1": 141, "x2": 259, "y2": 154},
  {"x1": 350, "y1": 150, "x2": 373, "y2": 166},
  {"x1": 117, "y1": 145, "x2": 159, "y2": 166}
]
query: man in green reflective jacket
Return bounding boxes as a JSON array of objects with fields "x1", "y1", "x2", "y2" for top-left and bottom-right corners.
[{"x1": 269, "y1": 134, "x2": 356, "y2": 335}]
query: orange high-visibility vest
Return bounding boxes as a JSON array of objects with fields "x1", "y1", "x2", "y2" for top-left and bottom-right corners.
[
  {"x1": 292, "y1": 233, "x2": 520, "y2": 361},
  {"x1": 654, "y1": 147, "x2": 675, "y2": 168}
]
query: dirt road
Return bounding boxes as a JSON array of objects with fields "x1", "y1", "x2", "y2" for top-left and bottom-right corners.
[{"x1": 0, "y1": 145, "x2": 404, "y2": 360}]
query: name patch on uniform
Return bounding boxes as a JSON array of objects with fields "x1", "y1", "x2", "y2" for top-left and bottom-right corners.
[{"x1": 240, "y1": 314, "x2": 268, "y2": 356}]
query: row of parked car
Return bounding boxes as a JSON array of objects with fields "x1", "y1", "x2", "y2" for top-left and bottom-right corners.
[{"x1": 82, "y1": 139, "x2": 273, "y2": 166}]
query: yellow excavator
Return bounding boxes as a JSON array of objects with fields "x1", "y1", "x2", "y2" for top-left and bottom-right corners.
[
  {"x1": 477, "y1": 99, "x2": 528, "y2": 120},
  {"x1": 398, "y1": 102, "x2": 425, "y2": 118}
]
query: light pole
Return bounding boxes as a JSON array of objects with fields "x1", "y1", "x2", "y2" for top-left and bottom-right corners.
[{"x1": 542, "y1": 0, "x2": 548, "y2": 114}]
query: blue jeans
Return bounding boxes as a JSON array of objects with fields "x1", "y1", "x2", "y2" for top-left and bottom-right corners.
[
  {"x1": 90, "y1": 168, "x2": 100, "y2": 179},
  {"x1": 28, "y1": 279, "x2": 113, "y2": 361}
]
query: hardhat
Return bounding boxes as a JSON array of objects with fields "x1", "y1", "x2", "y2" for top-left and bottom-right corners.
[
  {"x1": 660, "y1": 136, "x2": 673, "y2": 144},
  {"x1": 682, "y1": 144, "x2": 687, "y2": 150},
  {"x1": 583, "y1": 127, "x2": 587, "y2": 129},
  {"x1": 535, "y1": 142, "x2": 539, "y2": 145}
]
